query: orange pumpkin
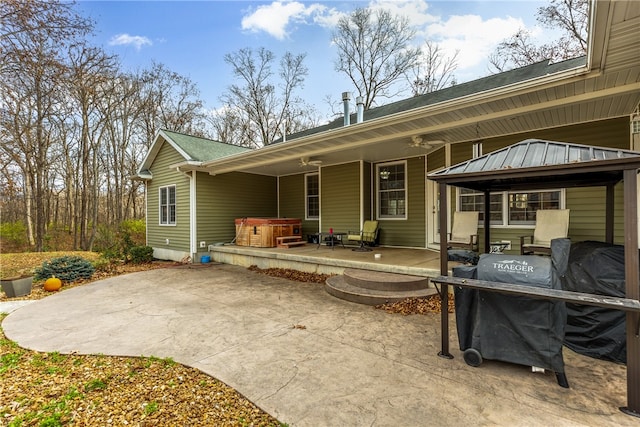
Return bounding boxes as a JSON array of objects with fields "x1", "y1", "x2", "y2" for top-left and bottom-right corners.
[{"x1": 44, "y1": 276, "x2": 62, "y2": 292}]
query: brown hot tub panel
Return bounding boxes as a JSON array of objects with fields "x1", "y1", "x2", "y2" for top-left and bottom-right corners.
[{"x1": 234, "y1": 218, "x2": 302, "y2": 248}]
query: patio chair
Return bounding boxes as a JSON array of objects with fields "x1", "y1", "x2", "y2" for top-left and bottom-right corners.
[
  {"x1": 347, "y1": 220, "x2": 379, "y2": 252},
  {"x1": 447, "y1": 211, "x2": 479, "y2": 252},
  {"x1": 520, "y1": 209, "x2": 570, "y2": 255}
]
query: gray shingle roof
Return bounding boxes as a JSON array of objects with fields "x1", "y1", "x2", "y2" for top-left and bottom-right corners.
[{"x1": 277, "y1": 56, "x2": 587, "y2": 143}]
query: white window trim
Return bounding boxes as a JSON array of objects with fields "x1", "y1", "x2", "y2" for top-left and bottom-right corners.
[
  {"x1": 159, "y1": 185, "x2": 177, "y2": 226},
  {"x1": 376, "y1": 160, "x2": 407, "y2": 220},
  {"x1": 457, "y1": 188, "x2": 565, "y2": 228},
  {"x1": 305, "y1": 173, "x2": 319, "y2": 220}
]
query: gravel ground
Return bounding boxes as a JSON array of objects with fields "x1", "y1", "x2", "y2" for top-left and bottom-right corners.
[{"x1": 1, "y1": 261, "x2": 446, "y2": 426}]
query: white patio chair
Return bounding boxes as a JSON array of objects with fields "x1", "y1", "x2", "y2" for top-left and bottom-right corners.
[
  {"x1": 520, "y1": 209, "x2": 570, "y2": 255},
  {"x1": 447, "y1": 211, "x2": 479, "y2": 252}
]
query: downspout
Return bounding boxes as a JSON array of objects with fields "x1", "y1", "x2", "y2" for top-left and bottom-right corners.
[{"x1": 176, "y1": 168, "x2": 197, "y2": 262}]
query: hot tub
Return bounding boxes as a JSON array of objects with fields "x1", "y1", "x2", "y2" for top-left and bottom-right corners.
[{"x1": 235, "y1": 218, "x2": 302, "y2": 248}]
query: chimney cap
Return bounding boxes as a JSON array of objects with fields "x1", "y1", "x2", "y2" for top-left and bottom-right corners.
[
  {"x1": 356, "y1": 96, "x2": 364, "y2": 104},
  {"x1": 342, "y1": 91, "x2": 351, "y2": 101}
]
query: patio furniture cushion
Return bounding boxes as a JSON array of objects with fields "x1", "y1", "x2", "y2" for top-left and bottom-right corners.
[
  {"x1": 521, "y1": 209, "x2": 570, "y2": 255},
  {"x1": 348, "y1": 220, "x2": 379, "y2": 246},
  {"x1": 447, "y1": 211, "x2": 479, "y2": 251}
]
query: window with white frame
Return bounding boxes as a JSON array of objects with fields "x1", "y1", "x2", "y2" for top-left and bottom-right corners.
[
  {"x1": 159, "y1": 185, "x2": 176, "y2": 225},
  {"x1": 305, "y1": 173, "x2": 319, "y2": 219},
  {"x1": 458, "y1": 188, "x2": 503, "y2": 225},
  {"x1": 377, "y1": 161, "x2": 406, "y2": 219},
  {"x1": 458, "y1": 188, "x2": 562, "y2": 226}
]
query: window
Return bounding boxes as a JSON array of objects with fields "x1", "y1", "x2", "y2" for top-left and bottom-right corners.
[
  {"x1": 458, "y1": 188, "x2": 503, "y2": 225},
  {"x1": 458, "y1": 188, "x2": 562, "y2": 226},
  {"x1": 305, "y1": 174, "x2": 319, "y2": 219},
  {"x1": 377, "y1": 162, "x2": 406, "y2": 219},
  {"x1": 508, "y1": 191, "x2": 560, "y2": 224},
  {"x1": 472, "y1": 141, "x2": 483, "y2": 158},
  {"x1": 159, "y1": 185, "x2": 176, "y2": 225}
]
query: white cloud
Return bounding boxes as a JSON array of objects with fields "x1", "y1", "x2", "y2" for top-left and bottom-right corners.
[
  {"x1": 108, "y1": 33, "x2": 152, "y2": 51},
  {"x1": 241, "y1": 1, "x2": 340, "y2": 39},
  {"x1": 421, "y1": 14, "x2": 525, "y2": 77},
  {"x1": 369, "y1": 0, "x2": 439, "y2": 27}
]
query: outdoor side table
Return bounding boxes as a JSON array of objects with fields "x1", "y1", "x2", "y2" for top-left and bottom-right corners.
[
  {"x1": 314, "y1": 232, "x2": 346, "y2": 250},
  {"x1": 489, "y1": 242, "x2": 509, "y2": 254}
]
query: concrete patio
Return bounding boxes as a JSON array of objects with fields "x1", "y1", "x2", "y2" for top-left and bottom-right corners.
[
  {"x1": 2, "y1": 263, "x2": 636, "y2": 426},
  {"x1": 208, "y1": 243, "x2": 445, "y2": 277}
]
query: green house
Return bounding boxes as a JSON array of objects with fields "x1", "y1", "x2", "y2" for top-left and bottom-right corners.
[{"x1": 136, "y1": 0, "x2": 640, "y2": 262}]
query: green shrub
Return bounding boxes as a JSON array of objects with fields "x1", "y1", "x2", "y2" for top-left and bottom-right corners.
[
  {"x1": 129, "y1": 246, "x2": 154, "y2": 264},
  {"x1": 120, "y1": 219, "x2": 146, "y2": 246},
  {"x1": 34, "y1": 255, "x2": 95, "y2": 282},
  {"x1": 94, "y1": 224, "x2": 121, "y2": 258},
  {"x1": 0, "y1": 221, "x2": 28, "y2": 252}
]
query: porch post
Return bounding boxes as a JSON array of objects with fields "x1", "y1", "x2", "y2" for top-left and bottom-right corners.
[
  {"x1": 605, "y1": 183, "x2": 615, "y2": 244},
  {"x1": 438, "y1": 182, "x2": 453, "y2": 358},
  {"x1": 621, "y1": 168, "x2": 640, "y2": 416}
]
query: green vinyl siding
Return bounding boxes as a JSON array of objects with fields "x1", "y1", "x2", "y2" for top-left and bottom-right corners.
[
  {"x1": 447, "y1": 117, "x2": 630, "y2": 253},
  {"x1": 427, "y1": 147, "x2": 446, "y2": 172},
  {"x1": 321, "y1": 163, "x2": 361, "y2": 233},
  {"x1": 147, "y1": 142, "x2": 191, "y2": 252},
  {"x1": 450, "y1": 143, "x2": 471, "y2": 166},
  {"x1": 279, "y1": 174, "x2": 318, "y2": 236},
  {"x1": 566, "y1": 183, "x2": 624, "y2": 245},
  {"x1": 477, "y1": 117, "x2": 630, "y2": 155},
  {"x1": 376, "y1": 157, "x2": 426, "y2": 247},
  {"x1": 362, "y1": 162, "x2": 372, "y2": 221},
  {"x1": 195, "y1": 172, "x2": 277, "y2": 245}
]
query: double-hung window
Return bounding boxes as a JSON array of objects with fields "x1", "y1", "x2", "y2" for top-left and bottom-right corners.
[
  {"x1": 458, "y1": 188, "x2": 562, "y2": 226},
  {"x1": 306, "y1": 173, "x2": 319, "y2": 219},
  {"x1": 159, "y1": 185, "x2": 176, "y2": 225},
  {"x1": 377, "y1": 161, "x2": 406, "y2": 219}
]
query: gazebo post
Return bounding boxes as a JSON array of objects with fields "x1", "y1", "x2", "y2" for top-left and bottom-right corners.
[
  {"x1": 484, "y1": 190, "x2": 491, "y2": 253},
  {"x1": 606, "y1": 183, "x2": 615, "y2": 244},
  {"x1": 621, "y1": 168, "x2": 640, "y2": 416},
  {"x1": 438, "y1": 182, "x2": 453, "y2": 359}
]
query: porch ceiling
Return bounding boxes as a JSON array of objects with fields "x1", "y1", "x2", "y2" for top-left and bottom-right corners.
[{"x1": 192, "y1": 0, "x2": 639, "y2": 178}]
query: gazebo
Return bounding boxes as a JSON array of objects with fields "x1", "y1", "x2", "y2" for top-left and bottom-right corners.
[{"x1": 428, "y1": 139, "x2": 640, "y2": 416}]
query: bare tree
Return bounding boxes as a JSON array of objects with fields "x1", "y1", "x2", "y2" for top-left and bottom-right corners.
[
  {"x1": 408, "y1": 41, "x2": 458, "y2": 96},
  {"x1": 66, "y1": 43, "x2": 118, "y2": 250},
  {"x1": 489, "y1": 0, "x2": 589, "y2": 72},
  {"x1": 220, "y1": 47, "x2": 312, "y2": 147},
  {"x1": 332, "y1": 7, "x2": 421, "y2": 109},
  {"x1": 138, "y1": 61, "x2": 207, "y2": 140},
  {"x1": 0, "y1": 0, "x2": 92, "y2": 251}
]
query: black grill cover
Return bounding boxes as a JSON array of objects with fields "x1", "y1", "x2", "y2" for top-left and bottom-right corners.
[
  {"x1": 454, "y1": 239, "x2": 569, "y2": 373},
  {"x1": 562, "y1": 241, "x2": 627, "y2": 364}
]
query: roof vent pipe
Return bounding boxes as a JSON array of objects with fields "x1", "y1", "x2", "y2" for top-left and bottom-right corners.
[
  {"x1": 356, "y1": 96, "x2": 364, "y2": 123},
  {"x1": 342, "y1": 91, "x2": 351, "y2": 126}
]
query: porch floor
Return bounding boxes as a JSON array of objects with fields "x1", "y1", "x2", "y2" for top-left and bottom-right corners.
[{"x1": 208, "y1": 243, "x2": 449, "y2": 278}]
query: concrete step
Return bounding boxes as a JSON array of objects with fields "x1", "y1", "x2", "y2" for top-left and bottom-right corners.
[
  {"x1": 343, "y1": 268, "x2": 430, "y2": 291},
  {"x1": 325, "y1": 275, "x2": 437, "y2": 306}
]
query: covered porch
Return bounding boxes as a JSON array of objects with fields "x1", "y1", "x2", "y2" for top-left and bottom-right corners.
[{"x1": 208, "y1": 243, "x2": 446, "y2": 278}]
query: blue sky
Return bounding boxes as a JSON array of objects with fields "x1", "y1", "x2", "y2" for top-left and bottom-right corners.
[{"x1": 76, "y1": 0, "x2": 556, "y2": 121}]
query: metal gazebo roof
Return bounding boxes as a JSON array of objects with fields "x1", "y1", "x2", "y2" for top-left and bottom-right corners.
[
  {"x1": 427, "y1": 138, "x2": 640, "y2": 416},
  {"x1": 428, "y1": 139, "x2": 640, "y2": 191}
]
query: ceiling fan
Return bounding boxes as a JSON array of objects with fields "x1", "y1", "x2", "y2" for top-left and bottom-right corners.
[
  {"x1": 299, "y1": 156, "x2": 323, "y2": 167},
  {"x1": 408, "y1": 135, "x2": 445, "y2": 149}
]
